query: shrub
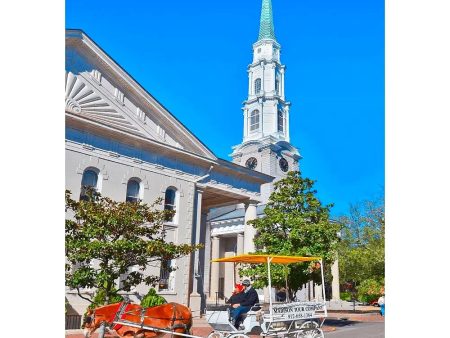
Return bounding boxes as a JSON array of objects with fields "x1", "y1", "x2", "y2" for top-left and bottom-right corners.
[
  {"x1": 340, "y1": 291, "x2": 352, "y2": 301},
  {"x1": 357, "y1": 279, "x2": 383, "y2": 304},
  {"x1": 140, "y1": 288, "x2": 167, "y2": 308}
]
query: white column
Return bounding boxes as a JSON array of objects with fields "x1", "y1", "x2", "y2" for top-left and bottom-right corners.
[
  {"x1": 248, "y1": 69, "x2": 252, "y2": 96},
  {"x1": 237, "y1": 233, "x2": 244, "y2": 255},
  {"x1": 261, "y1": 61, "x2": 265, "y2": 93},
  {"x1": 224, "y1": 250, "x2": 235, "y2": 297},
  {"x1": 285, "y1": 107, "x2": 290, "y2": 142},
  {"x1": 244, "y1": 200, "x2": 258, "y2": 253},
  {"x1": 189, "y1": 186, "x2": 204, "y2": 317},
  {"x1": 331, "y1": 257, "x2": 341, "y2": 300},
  {"x1": 209, "y1": 236, "x2": 220, "y2": 301},
  {"x1": 314, "y1": 283, "x2": 323, "y2": 301},
  {"x1": 235, "y1": 233, "x2": 244, "y2": 283},
  {"x1": 243, "y1": 109, "x2": 248, "y2": 140},
  {"x1": 280, "y1": 68, "x2": 285, "y2": 99}
]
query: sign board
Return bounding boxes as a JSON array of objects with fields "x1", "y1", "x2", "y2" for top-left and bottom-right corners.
[{"x1": 269, "y1": 302, "x2": 326, "y2": 321}]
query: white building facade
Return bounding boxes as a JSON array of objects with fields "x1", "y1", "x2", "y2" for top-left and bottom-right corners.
[{"x1": 65, "y1": 29, "x2": 273, "y2": 323}]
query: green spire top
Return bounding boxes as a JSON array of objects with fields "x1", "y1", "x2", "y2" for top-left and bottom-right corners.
[{"x1": 258, "y1": 0, "x2": 276, "y2": 41}]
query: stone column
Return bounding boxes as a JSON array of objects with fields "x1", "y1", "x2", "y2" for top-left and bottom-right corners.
[
  {"x1": 209, "y1": 236, "x2": 220, "y2": 302},
  {"x1": 331, "y1": 257, "x2": 341, "y2": 300},
  {"x1": 314, "y1": 283, "x2": 323, "y2": 301},
  {"x1": 244, "y1": 200, "x2": 258, "y2": 253},
  {"x1": 235, "y1": 233, "x2": 244, "y2": 283},
  {"x1": 189, "y1": 186, "x2": 204, "y2": 317},
  {"x1": 224, "y1": 250, "x2": 235, "y2": 297}
]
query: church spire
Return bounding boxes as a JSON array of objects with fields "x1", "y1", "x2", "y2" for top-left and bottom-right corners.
[{"x1": 258, "y1": 0, "x2": 276, "y2": 41}]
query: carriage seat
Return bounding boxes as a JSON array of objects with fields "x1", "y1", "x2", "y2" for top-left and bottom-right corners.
[
  {"x1": 240, "y1": 303, "x2": 263, "y2": 320},
  {"x1": 205, "y1": 304, "x2": 230, "y2": 311},
  {"x1": 250, "y1": 303, "x2": 262, "y2": 311}
]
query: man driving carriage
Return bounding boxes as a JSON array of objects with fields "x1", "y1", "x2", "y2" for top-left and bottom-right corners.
[{"x1": 229, "y1": 279, "x2": 259, "y2": 329}]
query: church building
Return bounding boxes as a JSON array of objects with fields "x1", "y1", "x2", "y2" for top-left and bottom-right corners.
[{"x1": 65, "y1": 28, "x2": 273, "y2": 325}]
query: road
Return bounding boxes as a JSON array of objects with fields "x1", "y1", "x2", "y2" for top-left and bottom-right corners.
[{"x1": 325, "y1": 321, "x2": 384, "y2": 338}]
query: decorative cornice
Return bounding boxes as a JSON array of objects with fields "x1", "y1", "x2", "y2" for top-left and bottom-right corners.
[
  {"x1": 243, "y1": 95, "x2": 290, "y2": 106},
  {"x1": 248, "y1": 58, "x2": 282, "y2": 70}
]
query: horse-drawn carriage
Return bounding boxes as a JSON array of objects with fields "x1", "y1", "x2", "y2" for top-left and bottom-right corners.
[
  {"x1": 205, "y1": 254, "x2": 327, "y2": 338},
  {"x1": 83, "y1": 254, "x2": 327, "y2": 338}
]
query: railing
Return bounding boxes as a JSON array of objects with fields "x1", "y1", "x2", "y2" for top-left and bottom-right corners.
[
  {"x1": 65, "y1": 315, "x2": 82, "y2": 330},
  {"x1": 215, "y1": 291, "x2": 225, "y2": 306}
]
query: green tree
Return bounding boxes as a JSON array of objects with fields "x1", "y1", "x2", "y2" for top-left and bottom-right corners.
[
  {"x1": 65, "y1": 188, "x2": 202, "y2": 305},
  {"x1": 337, "y1": 194, "x2": 385, "y2": 294},
  {"x1": 240, "y1": 171, "x2": 340, "y2": 295}
]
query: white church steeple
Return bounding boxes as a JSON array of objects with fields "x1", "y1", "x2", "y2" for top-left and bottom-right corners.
[
  {"x1": 242, "y1": 0, "x2": 290, "y2": 144},
  {"x1": 231, "y1": 0, "x2": 300, "y2": 202}
]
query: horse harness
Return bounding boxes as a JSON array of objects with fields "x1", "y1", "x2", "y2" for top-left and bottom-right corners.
[{"x1": 105, "y1": 301, "x2": 191, "y2": 333}]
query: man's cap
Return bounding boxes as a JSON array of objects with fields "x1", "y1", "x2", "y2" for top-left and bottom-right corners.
[{"x1": 242, "y1": 279, "x2": 251, "y2": 286}]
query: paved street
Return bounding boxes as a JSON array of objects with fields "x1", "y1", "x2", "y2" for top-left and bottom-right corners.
[{"x1": 324, "y1": 321, "x2": 384, "y2": 338}]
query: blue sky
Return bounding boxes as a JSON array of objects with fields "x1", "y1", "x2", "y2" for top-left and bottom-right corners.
[{"x1": 66, "y1": 0, "x2": 384, "y2": 217}]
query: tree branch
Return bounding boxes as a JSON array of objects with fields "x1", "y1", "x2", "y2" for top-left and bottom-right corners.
[{"x1": 77, "y1": 287, "x2": 94, "y2": 304}]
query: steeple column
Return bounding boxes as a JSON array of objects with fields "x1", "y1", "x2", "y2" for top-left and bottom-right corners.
[
  {"x1": 248, "y1": 70, "x2": 252, "y2": 96},
  {"x1": 261, "y1": 61, "x2": 265, "y2": 93},
  {"x1": 243, "y1": 108, "x2": 248, "y2": 138}
]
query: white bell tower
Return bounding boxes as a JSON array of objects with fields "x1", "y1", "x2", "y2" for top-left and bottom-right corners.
[{"x1": 231, "y1": 0, "x2": 300, "y2": 202}]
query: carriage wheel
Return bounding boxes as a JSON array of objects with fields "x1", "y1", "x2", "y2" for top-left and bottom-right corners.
[
  {"x1": 207, "y1": 332, "x2": 225, "y2": 338},
  {"x1": 227, "y1": 334, "x2": 250, "y2": 338},
  {"x1": 299, "y1": 321, "x2": 319, "y2": 329},
  {"x1": 296, "y1": 328, "x2": 324, "y2": 338}
]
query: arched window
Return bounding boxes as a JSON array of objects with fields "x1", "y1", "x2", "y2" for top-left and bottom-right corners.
[
  {"x1": 126, "y1": 179, "x2": 140, "y2": 203},
  {"x1": 254, "y1": 78, "x2": 262, "y2": 94},
  {"x1": 164, "y1": 187, "x2": 177, "y2": 223},
  {"x1": 277, "y1": 110, "x2": 285, "y2": 133},
  {"x1": 80, "y1": 169, "x2": 98, "y2": 201},
  {"x1": 249, "y1": 110, "x2": 260, "y2": 132},
  {"x1": 275, "y1": 78, "x2": 280, "y2": 94}
]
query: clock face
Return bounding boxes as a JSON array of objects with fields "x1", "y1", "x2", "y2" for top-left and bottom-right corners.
[
  {"x1": 279, "y1": 158, "x2": 289, "y2": 172},
  {"x1": 245, "y1": 157, "x2": 258, "y2": 170}
]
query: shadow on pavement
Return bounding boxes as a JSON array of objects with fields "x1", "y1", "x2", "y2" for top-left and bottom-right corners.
[{"x1": 324, "y1": 319, "x2": 358, "y2": 327}]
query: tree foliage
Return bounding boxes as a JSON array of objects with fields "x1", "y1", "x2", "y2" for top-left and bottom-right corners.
[
  {"x1": 65, "y1": 188, "x2": 202, "y2": 305},
  {"x1": 337, "y1": 194, "x2": 385, "y2": 290},
  {"x1": 140, "y1": 288, "x2": 167, "y2": 308},
  {"x1": 240, "y1": 171, "x2": 340, "y2": 294}
]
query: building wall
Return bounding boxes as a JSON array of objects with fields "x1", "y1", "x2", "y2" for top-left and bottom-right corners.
[{"x1": 65, "y1": 139, "x2": 197, "y2": 315}]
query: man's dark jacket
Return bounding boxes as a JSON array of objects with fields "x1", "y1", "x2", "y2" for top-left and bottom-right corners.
[
  {"x1": 239, "y1": 287, "x2": 259, "y2": 307},
  {"x1": 226, "y1": 291, "x2": 246, "y2": 305}
]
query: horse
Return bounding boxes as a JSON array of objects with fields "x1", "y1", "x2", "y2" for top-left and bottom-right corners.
[{"x1": 82, "y1": 301, "x2": 193, "y2": 338}]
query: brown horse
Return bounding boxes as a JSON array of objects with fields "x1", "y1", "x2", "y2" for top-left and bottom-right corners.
[{"x1": 82, "y1": 301, "x2": 193, "y2": 338}]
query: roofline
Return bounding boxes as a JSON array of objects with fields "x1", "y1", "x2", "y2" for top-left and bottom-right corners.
[
  {"x1": 216, "y1": 158, "x2": 274, "y2": 184},
  {"x1": 65, "y1": 28, "x2": 217, "y2": 159}
]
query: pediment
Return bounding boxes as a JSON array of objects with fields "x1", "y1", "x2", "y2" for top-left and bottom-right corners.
[
  {"x1": 65, "y1": 30, "x2": 216, "y2": 160},
  {"x1": 65, "y1": 71, "x2": 150, "y2": 137}
]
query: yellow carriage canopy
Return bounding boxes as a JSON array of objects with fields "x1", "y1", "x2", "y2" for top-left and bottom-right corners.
[{"x1": 211, "y1": 254, "x2": 321, "y2": 264}]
